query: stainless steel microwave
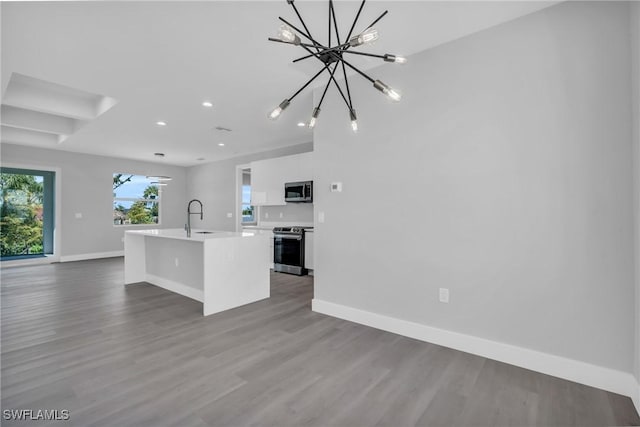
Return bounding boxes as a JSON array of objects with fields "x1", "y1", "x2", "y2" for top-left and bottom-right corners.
[{"x1": 284, "y1": 181, "x2": 313, "y2": 203}]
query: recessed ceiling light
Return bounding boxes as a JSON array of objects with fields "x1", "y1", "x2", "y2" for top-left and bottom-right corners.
[
  {"x1": 297, "y1": 122, "x2": 306, "y2": 127},
  {"x1": 202, "y1": 101, "x2": 213, "y2": 108},
  {"x1": 218, "y1": 143, "x2": 225, "y2": 147},
  {"x1": 156, "y1": 121, "x2": 167, "y2": 126}
]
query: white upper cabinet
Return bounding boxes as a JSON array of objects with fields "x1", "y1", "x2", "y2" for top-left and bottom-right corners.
[{"x1": 250, "y1": 152, "x2": 314, "y2": 206}]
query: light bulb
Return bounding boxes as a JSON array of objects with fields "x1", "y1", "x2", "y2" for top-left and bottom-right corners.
[
  {"x1": 349, "y1": 109, "x2": 358, "y2": 133},
  {"x1": 349, "y1": 28, "x2": 379, "y2": 47},
  {"x1": 278, "y1": 25, "x2": 301, "y2": 45},
  {"x1": 383, "y1": 54, "x2": 407, "y2": 64},
  {"x1": 373, "y1": 80, "x2": 402, "y2": 102},
  {"x1": 268, "y1": 99, "x2": 290, "y2": 120},
  {"x1": 269, "y1": 107, "x2": 282, "y2": 120},
  {"x1": 385, "y1": 88, "x2": 402, "y2": 102},
  {"x1": 309, "y1": 107, "x2": 321, "y2": 129}
]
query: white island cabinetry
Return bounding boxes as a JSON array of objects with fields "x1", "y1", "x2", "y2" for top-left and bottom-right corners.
[{"x1": 125, "y1": 229, "x2": 271, "y2": 316}]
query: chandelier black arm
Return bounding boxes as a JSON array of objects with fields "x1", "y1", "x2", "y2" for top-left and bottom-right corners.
[
  {"x1": 299, "y1": 45, "x2": 352, "y2": 111},
  {"x1": 345, "y1": 0, "x2": 366, "y2": 43},
  {"x1": 328, "y1": 0, "x2": 332, "y2": 47},
  {"x1": 330, "y1": 0, "x2": 341, "y2": 44},
  {"x1": 340, "y1": 59, "x2": 353, "y2": 109},
  {"x1": 291, "y1": 39, "x2": 351, "y2": 63},
  {"x1": 328, "y1": 71, "x2": 353, "y2": 112},
  {"x1": 268, "y1": 37, "x2": 293, "y2": 45},
  {"x1": 298, "y1": 41, "x2": 350, "y2": 56},
  {"x1": 288, "y1": 66, "x2": 327, "y2": 102},
  {"x1": 364, "y1": 10, "x2": 388, "y2": 31},
  {"x1": 279, "y1": 17, "x2": 326, "y2": 51},
  {"x1": 336, "y1": 56, "x2": 376, "y2": 84},
  {"x1": 317, "y1": 63, "x2": 339, "y2": 109},
  {"x1": 292, "y1": 53, "x2": 315, "y2": 63},
  {"x1": 287, "y1": 1, "x2": 321, "y2": 53},
  {"x1": 341, "y1": 50, "x2": 387, "y2": 60}
]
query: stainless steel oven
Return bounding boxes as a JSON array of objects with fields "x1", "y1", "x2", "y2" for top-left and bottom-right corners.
[{"x1": 273, "y1": 226, "x2": 307, "y2": 276}]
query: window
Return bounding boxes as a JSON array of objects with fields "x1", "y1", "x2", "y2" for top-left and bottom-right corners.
[
  {"x1": 241, "y1": 184, "x2": 255, "y2": 224},
  {"x1": 1, "y1": 168, "x2": 55, "y2": 259},
  {"x1": 113, "y1": 174, "x2": 159, "y2": 225}
]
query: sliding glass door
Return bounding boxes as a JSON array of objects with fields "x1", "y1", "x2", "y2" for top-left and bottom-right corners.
[{"x1": 0, "y1": 168, "x2": 55, "y2": 260}]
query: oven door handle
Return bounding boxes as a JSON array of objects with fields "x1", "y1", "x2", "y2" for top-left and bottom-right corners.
[{"x1": 274, "y1": 235, "x2": 303, "y2": 240}]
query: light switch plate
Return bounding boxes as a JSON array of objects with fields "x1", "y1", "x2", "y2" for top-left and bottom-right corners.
[
  {"x1": 331, "y1": 182, "x2": 343, "y2": 192},
  {"x1": 318, "y1": 211, "x2": 325, "y2": 223},
  {"x1": 75, "y1": 213, "x2": 82, "y2": 219},
  {"x1": 439, "y1": 288, "x2": 450, "y2": 303}
]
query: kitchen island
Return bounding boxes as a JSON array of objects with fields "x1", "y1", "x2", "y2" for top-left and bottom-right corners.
[{"x1": 124, "y1": 228, "x2": 271, "y2": 316}]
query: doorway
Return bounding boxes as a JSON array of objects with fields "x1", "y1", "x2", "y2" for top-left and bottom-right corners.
[{"x1": 0, "y1": 167, "x2": 55, "y2": 260}]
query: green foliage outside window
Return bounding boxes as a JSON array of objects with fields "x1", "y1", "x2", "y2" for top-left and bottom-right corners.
[
  {"x1": 0, "y1": 173, "x2": 44, "y2": 257},
  {"x1": 113, "y1": 174, "x2": 160, "y2": 225}
]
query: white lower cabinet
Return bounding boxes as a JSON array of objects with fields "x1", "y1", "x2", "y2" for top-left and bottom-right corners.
[
  {"x1": 266, "y1": 230, "x2": 275, "y2": 269},
  {"x1": 305, "y1": 232, "x2": 314, "y2": 270}
]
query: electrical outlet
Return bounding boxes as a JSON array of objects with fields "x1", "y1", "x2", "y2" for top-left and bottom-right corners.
[
  {"x1": 265, "y1": 212, "x2": 269, "y2": 219},
  {"x1": 318, "y1": 211, "x2": 325, "y2": 223},
  {"x1": 75, "y1": 213, "x2": 82, "y2": 219},
  {"x1": 279, "y1": 212, "x2": 283, "y2": 218},
  {"x1": 175, "y1": 258, "x2": 179, "y2": 267},
  {"x1": 439, "y1": 288, "x2": 450, "y2": 303},
  {"x1": 227, "y1": 212, "x2": 233, "y2": 218}
]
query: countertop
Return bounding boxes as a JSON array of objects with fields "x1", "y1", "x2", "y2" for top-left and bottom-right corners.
[
  {"x1": 126, "y1": 228, "x2": 270, "y2": 242},
  {"x1": 243, "y1": 223, "x2": 315, "y2": 232}
]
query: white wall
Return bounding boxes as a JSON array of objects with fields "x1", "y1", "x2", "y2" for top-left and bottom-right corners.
[
  {"x1": 0, "y1": 143, "x2": 188, "y2": 258},
  {"x1": 187, "y1": 143, "x2": 312, "y2": 231},
  {"x1": 313, "y1": 0, "x2": 634, "y2": 377},
  {"x1": 261, "y1": 203, "x2": 313, "y2": 225},
  {"x1": 631, "y1": 0, "x2": 640, "y2": 410}
]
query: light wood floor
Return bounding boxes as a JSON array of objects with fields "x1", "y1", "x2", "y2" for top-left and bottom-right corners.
[{"x1": 1, "y1": 258, "x2": 638, "y2": 427}]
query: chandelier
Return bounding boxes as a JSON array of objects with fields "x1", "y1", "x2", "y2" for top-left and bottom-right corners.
[{"x1": 268, "y1": 0, "x2": 405, "y2": 132}]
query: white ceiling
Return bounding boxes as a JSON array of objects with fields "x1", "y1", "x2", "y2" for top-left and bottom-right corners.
[{"x1": 1, "y1": 1, "x2": 558, "y2": 167}]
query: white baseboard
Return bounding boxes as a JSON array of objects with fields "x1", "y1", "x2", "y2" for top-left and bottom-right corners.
[
  {"x1": 312, "y1": 299, "x2": 639, "y2": 403},
  {"x1": 60, "y1": 250, "x2": 124, "y2": 263},
  {"x1": 145, "y1": 274, "x2": 204, "y2": 303},
  {"x1": 1, "y1": 255, "x2": 59, "y2": 268}
]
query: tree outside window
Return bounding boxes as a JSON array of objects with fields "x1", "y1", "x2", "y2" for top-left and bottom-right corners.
[
  {"x1": 242, "y1": 185, "x2": 254, "y2": 224},
  {"x1": 113, "y1": 174, "x2": 160, "y2": 225},
  {"x1": 0, "y1": 172, "x2": 44, "y2": 257}
]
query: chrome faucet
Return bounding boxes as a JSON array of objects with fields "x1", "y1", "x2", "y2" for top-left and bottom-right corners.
[{"x1": 186, "y1": 199, "x2": 203, "y2": 237}]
